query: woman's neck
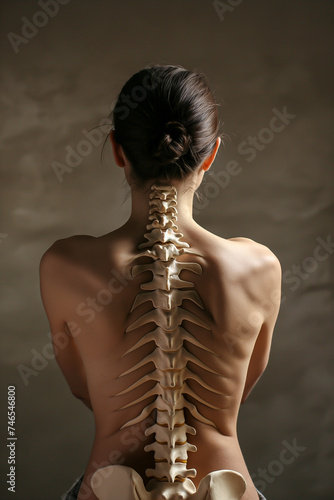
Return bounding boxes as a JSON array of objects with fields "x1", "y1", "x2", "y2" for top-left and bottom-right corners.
[{"x1": 125, "y1": 179, "x2": 198, "y2": 235}]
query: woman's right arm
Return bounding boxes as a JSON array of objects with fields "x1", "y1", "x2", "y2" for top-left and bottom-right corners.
[{"x1": 241, "y1": 251, "x2": 282, "y2": 403}]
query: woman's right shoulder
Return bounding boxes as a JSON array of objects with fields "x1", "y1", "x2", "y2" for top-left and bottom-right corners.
[
  {"x1": 229, "y1": 236, "x2": 281, "y2": 269},
  {"x1": 220, "y1": 236, "x2": 282, "y2": 301},
  {"x1": 204, "y1": 233, "x2": 281, "y2": 291},
  {"x1": 197, "y1": 228, "x2": 279, "y2": 263},
  {"x1": 227, "y1": 236, "x2": 280, "y2": 260}
]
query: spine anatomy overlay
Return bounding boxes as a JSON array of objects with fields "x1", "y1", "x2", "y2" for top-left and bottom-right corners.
[{"x1": 90, "y1": 184, "x2": 246, "y2": 500}]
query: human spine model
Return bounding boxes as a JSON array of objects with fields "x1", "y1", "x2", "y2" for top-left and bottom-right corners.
[{"x1": 91, "y1": 184, "x2": 246, "y2": 500}]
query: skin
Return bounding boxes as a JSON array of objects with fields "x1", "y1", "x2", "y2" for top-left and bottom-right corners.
[{"x1": 40, "y1": 133, "x2": 282, "y2": 500}]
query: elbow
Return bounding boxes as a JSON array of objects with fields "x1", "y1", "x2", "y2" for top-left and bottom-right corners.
[
  {"x1": 71, "y1": 390, "x2": 82, "y2": 400},
  {"x1": 256, "y1": 359, "x2": 269, "y2": 378},
  {"x1": 241, "y1": 365, "x2": 268, "y2": 405},
  {"x1": 71, "y1": 387, "x2": 91, "y2": 404},
  {"x1": 70, "y1": 387, "x2": 85, "y2": 400}
]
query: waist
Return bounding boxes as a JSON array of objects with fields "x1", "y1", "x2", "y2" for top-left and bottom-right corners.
[{"x1": 91, "y1": 422, "x2": 245, "y2": 486}]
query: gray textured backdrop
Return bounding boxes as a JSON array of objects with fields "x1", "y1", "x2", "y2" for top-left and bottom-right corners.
[{"x1": 1, "y1": 1, "x2": 333, "y2": 499}]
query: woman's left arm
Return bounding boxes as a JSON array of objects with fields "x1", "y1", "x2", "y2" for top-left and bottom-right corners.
[{"x1": 39, "y1": 242, "x2": 92, "y2": 410}]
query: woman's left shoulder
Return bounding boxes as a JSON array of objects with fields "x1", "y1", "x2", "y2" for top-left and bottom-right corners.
[{"x1": 39, "y1": 234, "x2": 97, "y2": 274}]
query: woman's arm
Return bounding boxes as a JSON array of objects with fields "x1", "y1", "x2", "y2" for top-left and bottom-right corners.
[
  {"x1": 39, "y1": 242, "x2": 92, "y2": 410},
  {"x1": 241, "y1": 252, "x2": 282, "y2": 403}
]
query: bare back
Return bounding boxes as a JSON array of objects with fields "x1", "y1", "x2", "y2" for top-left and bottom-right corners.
[{"x1": 40, "y1": 207, "x2": 281, "y2": 500}]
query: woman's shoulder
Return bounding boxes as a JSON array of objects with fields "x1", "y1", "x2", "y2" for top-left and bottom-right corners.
[
  {"x1": 195, "y1": 230, "x2": 281, "y2": 291},
  {"x1": 221, "y1": 236, "x2": 282, "y2": 304},
  {"x1": 39, "y1": 231, "x2": 132, "y2": 280},
  {"x1": 40, "y1": 234, "x2": 96, "y2": 262},
  {"x1": 39, "y1": 234, "x2": 99, "y2": 283},
  {"x1": 193, "y1": 227, "x2": 280, "y2": 266},
  {"x1": 227, "y1": 236, "x2": 281, "y2": 263}
]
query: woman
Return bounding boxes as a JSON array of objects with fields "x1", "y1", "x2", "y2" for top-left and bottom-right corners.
[{"x1": 40, "y1": 65, "x2": 281, "y2": 500}]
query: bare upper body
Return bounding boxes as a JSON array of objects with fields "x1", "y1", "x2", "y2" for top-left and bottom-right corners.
[
  {"x1": 40, "y1": 64, "x2": 282, "y2": 500},
  {"x1": 40, "y1": 210, "x2": 282, "y2": 500}
]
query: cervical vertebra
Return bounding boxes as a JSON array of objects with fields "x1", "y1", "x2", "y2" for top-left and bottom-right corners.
[{"x1": 91, "y1": 184, "x2": 246, "y2": 500}]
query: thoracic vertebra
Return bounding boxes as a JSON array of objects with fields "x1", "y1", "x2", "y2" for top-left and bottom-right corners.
[{"x1": 90, "y1": 183, "x2": 247, "y2": 500}]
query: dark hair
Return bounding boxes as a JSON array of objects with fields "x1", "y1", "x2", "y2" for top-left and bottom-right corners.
[{"x1": 111, "y1": 64, "x2": 222, "y2": 185}]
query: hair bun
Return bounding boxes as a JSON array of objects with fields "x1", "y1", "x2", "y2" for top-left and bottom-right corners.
[{"x1": 151, "y1": 121, "x2": 191, "y2": 164}]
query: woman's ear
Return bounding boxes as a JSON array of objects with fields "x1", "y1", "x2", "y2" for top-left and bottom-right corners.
[
  {"x1": 109, "y1": 130, "x2": 126, "y2": 167},
  {"x1": 201, "y1": 137, "x2": 221, "y2": 172}
]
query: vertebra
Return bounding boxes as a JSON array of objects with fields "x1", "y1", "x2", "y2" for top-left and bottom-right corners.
[{"x1": 91, "y1": 184, "x2": 246, "y2": 499}]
